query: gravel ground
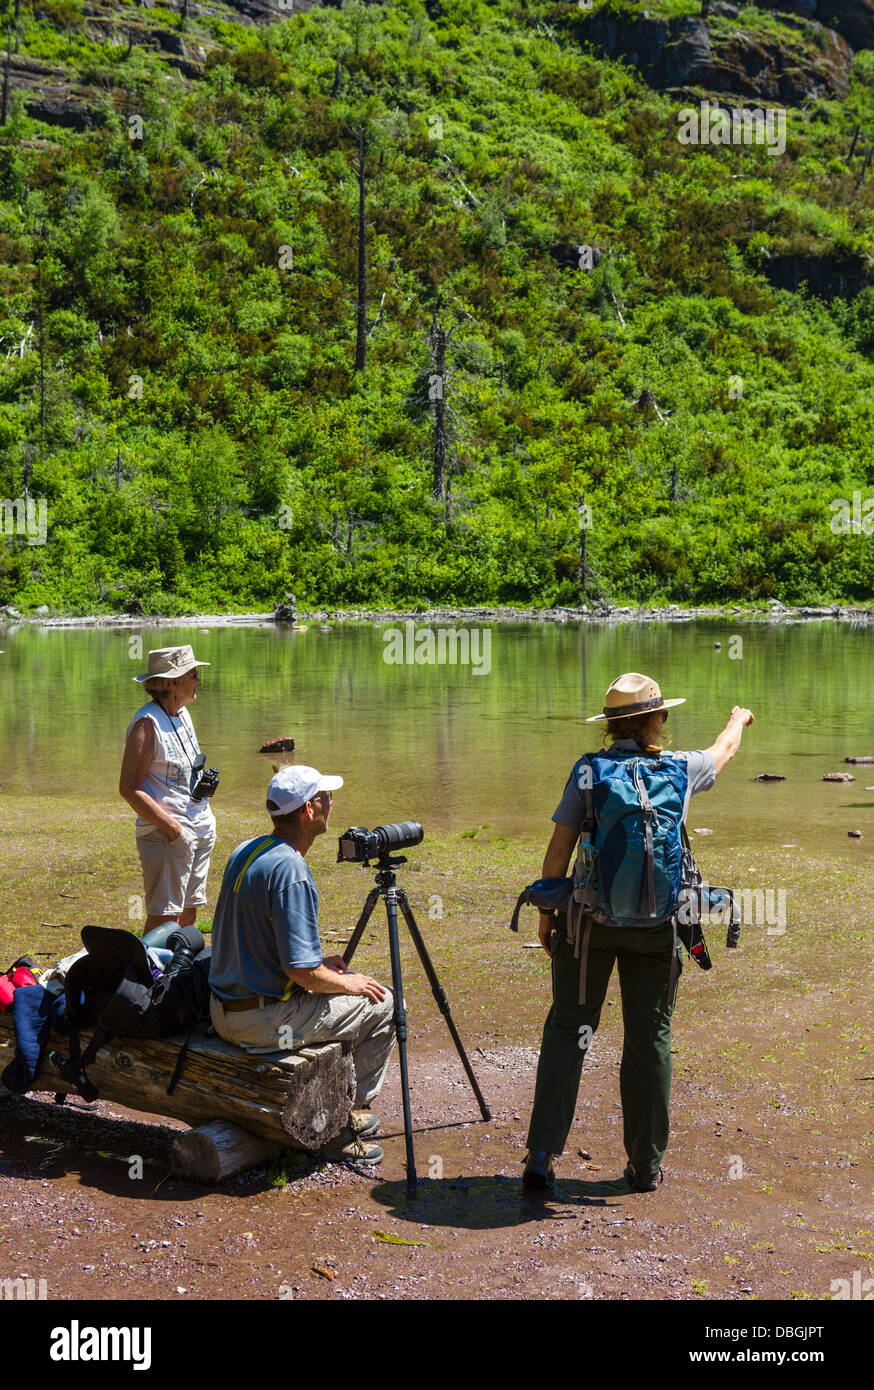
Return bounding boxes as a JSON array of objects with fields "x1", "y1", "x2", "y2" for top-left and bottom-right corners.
[{"x1": 0, "y1": 1033, "x2": 870, "y2": 1303}]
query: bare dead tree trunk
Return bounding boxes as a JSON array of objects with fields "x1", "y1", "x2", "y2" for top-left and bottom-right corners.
[
  {"x1": 331, "y1": 48, "x2": 342, "y2": 98},
  {"x1": 1, "y1": 24, "x2": 11, "y2": 126},
  {"x1": 578, "y1": 494, "x2": 588, "y2": 600},
  {"x1": 670, "y1": 458, "x2": 678, "y2": 503},
  {"x1": 354, "y1": 124, "x2": 367, "y2": 372},
  {"x1": 432, "y1": 323, "x2": 447, "y2": 501},
  {"x1": 37, "y1": 241, "x2": 46, "y2": 442},
  {"x1": 115, "y1": 448, "x2": 122, "y2": 492},
  {"x1": 848, "y1": 124, "x2": 861, "y2": 161},
  {"x1": 23, "y1": 440, "x2": 33, "y2": 498}
]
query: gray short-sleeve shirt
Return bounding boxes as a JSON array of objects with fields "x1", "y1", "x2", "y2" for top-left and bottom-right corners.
[{"x1": 552, "y1": 739, "x2": 716, "y2": 832}]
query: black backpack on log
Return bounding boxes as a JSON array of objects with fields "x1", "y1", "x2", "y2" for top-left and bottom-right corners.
[{"x1": 56, "y1": 925, "x2": 211, "y2": 1102}]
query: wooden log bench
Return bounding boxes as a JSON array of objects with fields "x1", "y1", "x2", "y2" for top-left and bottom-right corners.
[{"x1": 0, "y1": 1012, "x2": 356, "y2": 1184}]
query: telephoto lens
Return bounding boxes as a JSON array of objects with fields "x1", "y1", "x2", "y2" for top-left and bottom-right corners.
[
  {"x1": 371, "y1": 821, "x2": 423, "y2": 855},
  {"x1": 337, "y1": 822, "x2": 424, "y2": 863},
  {"x1": 165, "y1": 925, "x2": 206, "y2": 968}
]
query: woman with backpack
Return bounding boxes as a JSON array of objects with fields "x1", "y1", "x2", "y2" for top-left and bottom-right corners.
[{"x1": 522, "y1": 672, "x2": 754, "y2": 1193}]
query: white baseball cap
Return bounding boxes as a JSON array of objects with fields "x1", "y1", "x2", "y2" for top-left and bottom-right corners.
[{"x1": 266, "y1": 765, "x2": 344, "y2": 816}]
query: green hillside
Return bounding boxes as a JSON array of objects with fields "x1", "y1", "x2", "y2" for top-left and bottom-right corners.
[{"x1": 2, "y1": 0, "x2": 874, "y2": 613}]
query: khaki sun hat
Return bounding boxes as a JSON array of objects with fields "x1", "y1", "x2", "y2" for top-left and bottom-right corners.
[
  {"x1": 585, "y1": 671, "x2": 686, "y2": 723},
  {"x1": 133, "y1": 644, "x2": 211, "y2": 683}
]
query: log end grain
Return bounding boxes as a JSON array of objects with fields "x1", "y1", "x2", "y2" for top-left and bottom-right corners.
[
  {"x1": 169, "y1": 1120, "x2": 282, "y2": 1184},
  {"x1": 281, "y1": 1041, "x2": 355, "y2": 1149}
]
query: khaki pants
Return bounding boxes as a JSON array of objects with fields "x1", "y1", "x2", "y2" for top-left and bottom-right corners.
[{"x1": 210, "y1": 988, "x2": 396, "y2": 1108}]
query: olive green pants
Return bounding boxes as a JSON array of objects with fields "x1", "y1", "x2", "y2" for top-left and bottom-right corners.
[{"x1": 525, "y1": 914, "x2": 683, "y2": 1176}]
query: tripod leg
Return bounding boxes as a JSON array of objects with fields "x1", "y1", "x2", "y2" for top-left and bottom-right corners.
[
  {"x1": 385, "y1": 887, "x2": 417, "y2": 1198},
  {"x1": 342, "y1": 885, "x2": 382, "y2": 968},
  {"x1": 397, "y1": 891, "x2": 491, "y2": 1121}
]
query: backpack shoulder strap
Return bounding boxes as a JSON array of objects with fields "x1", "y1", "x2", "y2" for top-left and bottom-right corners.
[{"x1": 233, "y1": 835, "x2": 278, "y2": 893}]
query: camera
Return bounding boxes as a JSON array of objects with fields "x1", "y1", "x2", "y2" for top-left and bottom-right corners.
[
  {"x1": 337, "y1": 821, "x2": 424, "y2": 864},
  {"x1": 190, "y1": 754, "x2": 219, "y2": 801},
  {"x1": 165, "y1": 926, "x2": 206, "y2": 970}
]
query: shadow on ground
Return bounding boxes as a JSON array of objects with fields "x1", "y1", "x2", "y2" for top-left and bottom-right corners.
[{"x1": 369, "y1": 1174, "x2": 625, "y2": 1230}]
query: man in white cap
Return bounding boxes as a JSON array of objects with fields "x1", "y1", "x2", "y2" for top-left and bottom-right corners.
[
  {"x1": 208, "y1": 765, "x2": 396, "y2": 1166},
  {"x1": 120, "y1": 645, "x2": 216, "y2": 934}
]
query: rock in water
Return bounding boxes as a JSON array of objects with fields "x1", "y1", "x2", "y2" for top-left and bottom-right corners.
[
  {"x1": 756, "y1": 774, "x2": 786, "y2": 782},
  {"x1": 259, "y1": 737, "x2": 295, "y2": 754},
  {"x1": 849, "y1": 830, "x2": 863, "y2": 838},
  {"x1": 272, "y1": 592, "x2": 298, "y2": 623},
  {"x1": 823, "y1": 773, "x2": 855, "y2": 782},
  {"x1": 259, "y1": 736, "x2": 295, "y2": 772}
]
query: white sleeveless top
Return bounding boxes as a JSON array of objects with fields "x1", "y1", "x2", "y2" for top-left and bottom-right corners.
[{"x1": 126, "y1": 701, "x2": 216, "y2": 838}]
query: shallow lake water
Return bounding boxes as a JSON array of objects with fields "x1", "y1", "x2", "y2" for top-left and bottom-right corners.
[{"x1": 0, "y1": 617, "x2": 871, "y2": 855}]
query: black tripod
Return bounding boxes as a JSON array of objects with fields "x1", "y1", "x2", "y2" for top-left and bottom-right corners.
[{"x1": 343, "y1": 854, "x2": 491, "y2": 1197}]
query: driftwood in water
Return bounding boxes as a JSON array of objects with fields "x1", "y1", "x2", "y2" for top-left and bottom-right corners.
[
  {"x1": 0, "y1": 1013, "x2": 355, "y2": 1154},
  {"x1": 845, "y1": 757, "x2": 874, "y2": 764},
  {"x1": 755, "y1": 773, "x2": 785, "y2": 782}
]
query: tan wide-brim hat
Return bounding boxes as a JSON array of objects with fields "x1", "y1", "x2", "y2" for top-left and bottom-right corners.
[
  {"x1": 585, "y1": 672, "x2": 686, "y2": 723},
  {"x1": 133, "y1": 644, "x2": 211, "y2": 683}
]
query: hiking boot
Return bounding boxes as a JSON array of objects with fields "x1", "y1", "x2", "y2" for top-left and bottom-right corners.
[
  {"x1": 522, "y1": 1150, "x2": 555, "y2": 1192},
  {"x1": 319, "y1": 1126, "x2": 383, "y2": 1166},
  {"x1": 623, "y1": 1163, "x2": 663, "y2": 1193},
  {"x1": 349, "y1": 1109, "x2": 380, "y2": 1137}
]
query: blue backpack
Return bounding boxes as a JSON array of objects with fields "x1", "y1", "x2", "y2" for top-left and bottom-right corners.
[{"x1": 573, "y1": 750, "x2": 689, "y2": 927}]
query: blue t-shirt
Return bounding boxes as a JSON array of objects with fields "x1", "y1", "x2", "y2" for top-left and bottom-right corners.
[{"x1": 208, "y1": 836, "x2": 322, "y2": 1002}]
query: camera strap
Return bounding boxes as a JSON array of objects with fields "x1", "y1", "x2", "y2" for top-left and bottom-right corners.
[{"x1": 155, "y1": 701, "x2": 199, "y2": 770}]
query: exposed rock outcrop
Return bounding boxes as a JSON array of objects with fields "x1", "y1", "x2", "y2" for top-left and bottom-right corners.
[
  {"x1": 574, "y1": 9, "x2": 854, "y2": 105},
  {"x1": 6, "y1": 55, "x2": 109, "y2": 130},
  {"x1": 762, "y1": 252, "x2": 872, "y2": 302},
  {"x1": 757, "y1": 2, "x2": 874, "y2": 53}
]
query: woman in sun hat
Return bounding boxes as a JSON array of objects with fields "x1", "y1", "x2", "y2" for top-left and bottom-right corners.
[
  {"x1": 119, "y1": 645, "x2": 218, "y2": 933},
  {"x1": 522, "y1": 672, "x2": 754, "y2": 1195}
]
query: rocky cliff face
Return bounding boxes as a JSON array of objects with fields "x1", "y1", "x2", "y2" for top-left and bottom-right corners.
[
  {"x1": 757, "y1": 1, "x2": 874, "y2": 53},
  {"x1": 574, "y1": 8, "x2": 855, "y2": 105},
  {"x1": 11, "y1": 0, "x2": 323, "y2": 129}
]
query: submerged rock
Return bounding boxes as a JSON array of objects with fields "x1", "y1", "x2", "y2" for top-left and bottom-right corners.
[{"x1": 823, "y1": 772, "x2": 855, "y2": 782}]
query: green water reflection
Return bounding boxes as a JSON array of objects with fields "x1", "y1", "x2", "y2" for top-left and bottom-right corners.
[{"x1": 0, "y1": 618, "x2": 871, "y2": 852}]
